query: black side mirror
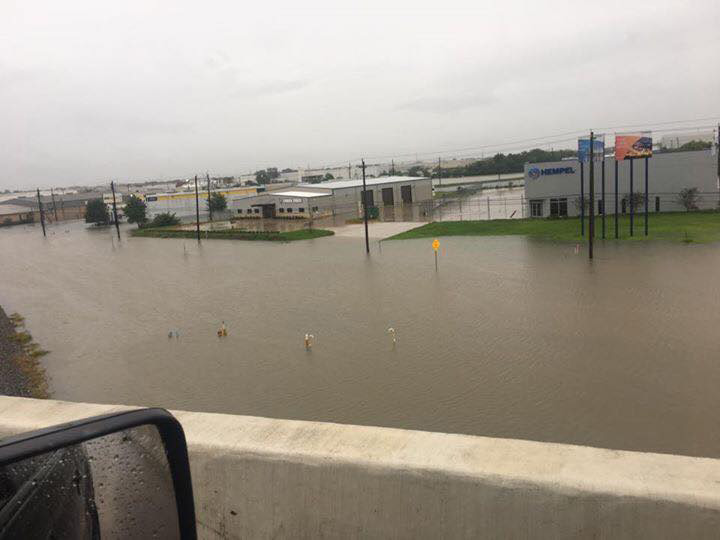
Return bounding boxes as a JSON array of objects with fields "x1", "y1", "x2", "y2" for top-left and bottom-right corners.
[{"x1": 0, "y1": 408, "x2": 196, "y2": 539}]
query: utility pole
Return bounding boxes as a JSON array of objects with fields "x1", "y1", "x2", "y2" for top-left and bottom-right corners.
[
  {"x1": 110, "y1": 181, "x2": 120, "y2": 240},
  {"x1": 36, "y1": 189, "x2": 46, "y2": 237},
  {"x1": 438, "y1": 157, "x2": 442, "y2": 187},
  {"x1": 644, "y1": 157, "x2": 649, "y2": 236},
  {"x1": 601, "y1": 158, "x2": 606, "y2": 239},
  {"x1": 348, "y1": 162, "x2": 352, "y2": 180},
  {"x1": 194, "y1": 175, "x2": 201, "y2": 243},
  {"x1": 614, "y1": 159, "x2": 619, "y2": 239},
  {"x1": 588, "y1": 131, "x2": 595, "y2": 260},
  {"x1": 716, "y1": 124, "x2": 720, "y2": 208},
  {"x1": 50, "y1": 188, "x2": 59, "y2": 222},
  {"x1": 629, "y1": 159, "x2": 634, "y2": 236},
  {"x1": 360, "y1": 159, "x2": 370, "y2": 254},
  {"x1": 580, "y1": 162, "x2": 585, "y2": 236},
  {"x1": 391, "y1": 159, "x2": 395, "y2": 176},
  {"x1": 206, "y1": 173, "x2": 213, "y2": 222}
]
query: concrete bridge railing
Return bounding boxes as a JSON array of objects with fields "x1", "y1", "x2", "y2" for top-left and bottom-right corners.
[{"x1": 0, "y1": 396, "x2": 718, "y2": 539}]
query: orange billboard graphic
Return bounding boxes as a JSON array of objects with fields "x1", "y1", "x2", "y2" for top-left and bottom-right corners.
[{"x1": 615, "y1": 133, "x2": 652, "y2": 160}]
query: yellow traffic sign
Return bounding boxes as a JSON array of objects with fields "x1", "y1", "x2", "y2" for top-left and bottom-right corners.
[{"x1": 432, "y1": 239, "x2": 440, "y2": 251}]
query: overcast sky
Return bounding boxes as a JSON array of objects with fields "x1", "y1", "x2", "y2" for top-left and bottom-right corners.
[{"x1": 1, "y1": 0, "x2": 719, "y2": 189}]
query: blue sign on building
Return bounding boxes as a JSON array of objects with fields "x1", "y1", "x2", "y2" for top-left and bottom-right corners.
[{"x1": 528, "y1": 166, "x2": 575, "y2": 180}]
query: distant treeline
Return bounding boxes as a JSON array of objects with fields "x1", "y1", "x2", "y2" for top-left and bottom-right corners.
[
  {"x1": 382, "y1": 148, "x2": 577, "y2": 178},
  {"x1": 388, "y1": 140, "x2": 713, "y2": 179},
  {"x1": 658, "y1": 140, "x2": 712, "y2": 153},
  {"x1": 439, "y1": 148, "x2": 577, "y2": 178}
]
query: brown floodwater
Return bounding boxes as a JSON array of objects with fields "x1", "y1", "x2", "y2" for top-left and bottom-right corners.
[{"x1": 2, "y1": 220, "x2": 720, "y2": 458}]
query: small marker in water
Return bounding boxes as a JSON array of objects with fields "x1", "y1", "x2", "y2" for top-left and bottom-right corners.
[
  {"x1": 304, "y1": 333, "x2": 314, "y2": 350},
  {"x1": 387, "y1": 328, "x2": 396, "y2": 344},
  {"x1": 217, "y1": 321, "x2": 227, "y2": 337}
]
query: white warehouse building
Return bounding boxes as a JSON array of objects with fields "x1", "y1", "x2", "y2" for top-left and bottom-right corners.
[
  {"x1": 230, "y1": 176, "x2": 432, "y2": 219},
  {"x1": 524, "y1": 149, "x2": 719, "y2": 218}
]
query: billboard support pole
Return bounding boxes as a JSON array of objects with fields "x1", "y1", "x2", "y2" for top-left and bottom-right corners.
[
  {"x1": 629, "y1": 159, "x2": 634, "y2": 237},
  {"x1": 614, "y1": 159, "x2": 619, "y2": 239},
  {"x1": 644, "y1": 157, "x2": 649, "y2": 236},
  {"x1": 580, "y1": 162, "x2": 585, "y2": 236},
  {"x1": 601, "y1": 158, "x2": 606, "y2": 239},
  {"x1": 588, "y1": 132, "x2": 594, "y2": 260}
]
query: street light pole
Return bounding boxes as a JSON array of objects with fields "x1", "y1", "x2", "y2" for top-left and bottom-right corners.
[
  {"x1": 110, "y1": 181, "x2": 121, "y2": 241},
  {"x1": 194, "y1": 175, "x2": 201, "y2": 243},
  {"x1": 588, "y1": 131, "x2": 595, "y2": 260},
  {"x1": 36, "y1": 189, "x2": 46, "y2": 237},
  {"x1": 361, "y1": 159, "x2": 369, "y2": 254}
]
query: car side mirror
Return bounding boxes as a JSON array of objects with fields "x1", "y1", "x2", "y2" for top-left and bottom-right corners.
[{"x1": 0, "y1": 408, "x2": 196, "y2": 539}]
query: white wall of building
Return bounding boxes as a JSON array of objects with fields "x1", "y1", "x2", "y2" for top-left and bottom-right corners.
[{"x1": 524, "y1": 150, "x2": 719, "y2": 218}]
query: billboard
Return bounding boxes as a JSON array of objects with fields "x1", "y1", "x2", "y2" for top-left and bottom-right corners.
[
  {"x1": 615, "y1": 132, "x2": 652, "y2": 160},
  {"x1": 578, "y1": 135, "x2": 605, "y2": 162}
]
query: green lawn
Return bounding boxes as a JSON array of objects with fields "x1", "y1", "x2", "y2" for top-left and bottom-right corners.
[
  {"x1": 131, "y1": 227, "x2": 334, "y2": 242},
  {"x1": 388, "y1": 211, "x2": 720, "y2": 243}
]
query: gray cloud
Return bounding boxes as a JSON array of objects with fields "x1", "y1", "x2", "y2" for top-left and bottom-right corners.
[
  {"x1": 231, "y1": 78, "x2": 312, "y2": 99},
  {"x1": 398, "y1": 91, "x2": 497, "y2": 113},
  {"x1": 0, "y1": 0, "x2": 718, "y2": 188}
]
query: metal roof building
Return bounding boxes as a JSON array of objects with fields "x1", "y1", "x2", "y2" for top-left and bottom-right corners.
[{"x1": 230, "y1": 176, "x2": 432, "y2": 220}]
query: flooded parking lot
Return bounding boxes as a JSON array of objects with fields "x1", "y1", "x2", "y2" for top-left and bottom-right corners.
[{"x1": 2, "y1": 220, "x2": 720, "y2": 458}]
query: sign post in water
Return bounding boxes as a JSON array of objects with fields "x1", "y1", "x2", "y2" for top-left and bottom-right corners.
[{"x1": 432, "y1": 238, "x2": 440, "y2": 271}]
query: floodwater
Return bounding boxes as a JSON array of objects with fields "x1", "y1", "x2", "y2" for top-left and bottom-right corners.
[{"x1": 2, "y1": 220, "x2": 720, "y2": 459}]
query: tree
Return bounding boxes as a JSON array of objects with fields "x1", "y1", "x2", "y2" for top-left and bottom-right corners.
[
  {"x1": 661, "y1": 140, "x2": 712, "y2": 153},
  {"x1": 255, "y1": 170, "x2": 269, "y2": 184},
  {"x1": 624, "y1": 192, "x2": 645, "y2": 212},
  {"x1": 124, "y1": 195, "x2": 147, "y2": 227},
  {"x1": 266, "y1": 167, "x2": 279, "y2": 181},
  {"x1": 573, "y1": 196, "x2": 591, "y2": 214},
  {"x1": 323, "y1": 173, "x2": 334, "y2": 181},
  {"x1": 255, "y1": 168, "x2": 280, "y2": 184},
  {"x1": 208, "y1": 192, "x2": 227, "y2": 213},
  {"x1": 679, "y1": 140, "x2": 712, "y2": 151},
  {"x1": 85, "y1": 198, "x2": 109, "y2": 225},
  {"x1": 677, "y1": 187, "x2": 700, "y2": 211},
  {"x1": 149, "y1": 212, "x2": 180, "y2": 227},
  {"x1": 407, "y1": 165, "x2": 429, "y2": 177}
]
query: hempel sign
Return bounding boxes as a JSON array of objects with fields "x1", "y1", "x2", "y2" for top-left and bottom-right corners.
[{"x1": 527, "y1": 166, "x2": 575, "y2": 180}]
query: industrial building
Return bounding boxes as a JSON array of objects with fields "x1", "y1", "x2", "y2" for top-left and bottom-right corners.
[
  {"x1": 0, "y1": 192, "x2": 98, "y2": 222},
  {"x1": 0, "y1": 204, "x2": 36, "y2": 225},
  {"x1": 145, "y1": 186, "x2": 258, "y2": 219},
  {"x1": 524, "y1": 149, "x2": 718, "y2": 218},
  {"x1": 230, "y1": 176, "x2": 432, "y2": 219}
]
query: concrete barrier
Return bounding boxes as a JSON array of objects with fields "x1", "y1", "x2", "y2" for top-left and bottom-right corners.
[{"x1": 0, "y1": 396, "x2": 718, "y2": 538}]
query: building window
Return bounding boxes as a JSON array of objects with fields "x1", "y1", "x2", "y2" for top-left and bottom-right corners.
[
  {"x1": 298, "y1": 208, "x2": 305, "y2": 213},
  {"x1": 530, "y1": 199, "x2": 543, "y2": 217},
  {"x1": 286, "y1": 208, "x2": 292, "y2": 213},
  {"x1": 247, "y1": 209, "x2": 252, "y2": 214},
  {"x1": 549, "y1": 198, "x2": 568, "y2": 217},
  {"x1": 312, "y1": 206, "x2": 319, "y2": 212},
  {"x1": 278, "y1": 207, "x2": 285, "y2": 213},
  {"x1": 598, "y1": 200, "x2": 604, "y2": 215},
  {"x1": 254, "y1": 208, "x2": 260, "y2": 214},
  {"x1": 237, "y1": 209, "x2": 242, "y2": 214}
]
